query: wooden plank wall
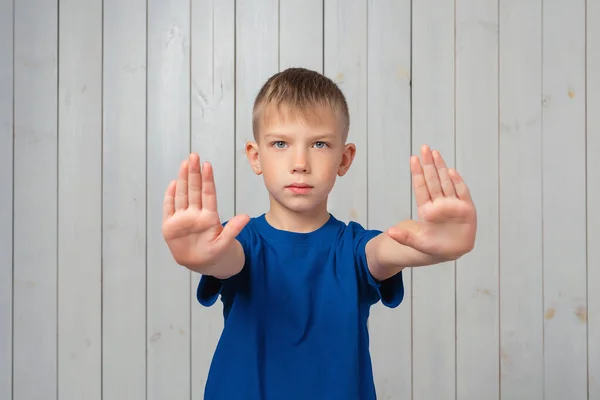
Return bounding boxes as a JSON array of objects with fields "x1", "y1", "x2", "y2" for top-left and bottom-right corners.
[
  {"x1": 498, "y1": 0, "x2": 544, "y2": 398},
  {"x1": 0, "y1": 0, "x2": 597, "y2": 399},
  {"x1": 0, "y1": 0, "x2": 13, "y2": 398},
  {"x1": 103, "y1": 0, "x2": 147, "y2": 398},
  {"x1": 13, "y1": 0, "x2": 59, "y2": 399}
]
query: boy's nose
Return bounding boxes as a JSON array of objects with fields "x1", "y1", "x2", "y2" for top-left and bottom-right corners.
[
  {"x1": 292, "y1": 161, "x2": 310, "y2": 173},
  {"x1": 293, "y1": 164, "x2": 309, "y2": 173},
  {"x1": 292, "y1": 152, "x2": 310, "y2": 173}
]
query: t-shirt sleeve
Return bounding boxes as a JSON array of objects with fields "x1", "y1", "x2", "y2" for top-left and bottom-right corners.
[
  {"x1": 351, "y1": 223, "x2": 405, "y2": 308},
  {"x1": 196, "y1": 220, "x2": 250, "y2": 307}
]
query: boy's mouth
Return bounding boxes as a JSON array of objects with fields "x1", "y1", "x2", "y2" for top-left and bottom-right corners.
[{"x1": 286, "y1": 183, "x2": 313, "y2": 194}]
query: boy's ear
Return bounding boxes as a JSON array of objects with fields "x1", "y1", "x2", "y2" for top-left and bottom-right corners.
[
  {"x1": 337, "y1": 143, "x2": 356, "y2": 177},
  {"x1": 245, "y1": 141, "x2": 262, "y2": 175}
]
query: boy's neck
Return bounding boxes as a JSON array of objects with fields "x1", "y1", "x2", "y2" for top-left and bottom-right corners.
[{"x1": 265, "y1": 198, "x2": 330, "y2": 233}]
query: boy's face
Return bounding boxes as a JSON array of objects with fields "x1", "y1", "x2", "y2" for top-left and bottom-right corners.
[{"x1": 246, "y1": 105, "x2": 355, "y2": 214}]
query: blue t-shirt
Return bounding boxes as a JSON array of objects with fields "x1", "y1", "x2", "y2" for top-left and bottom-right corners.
[{"x1": 197, "y1": 213, "x2": 404, "y2": 400}]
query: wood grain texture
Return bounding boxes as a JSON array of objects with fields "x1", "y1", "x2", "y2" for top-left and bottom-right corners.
[
  {"x1": 587, "y1": 0, "x2": 599, "y2": 397},
  {"x1": 542, "y1": 0, "x2": 587, "y2": 398},
  {"x1": 190, "y1": 1, "x2": 235, "y2": 398},
  {"x1": 12, "y1": 0, "x2": 58, "y2": 398},
  {"x1": 324, "y1": 0, "x2": 367, "y2": 226},
  {"x1": 146, "y1": 0, "x2": 191, "y2": 397},
  {"x1": 2, "y1": 3, "x2": 598, "y2": 398},
  {"x1": 411, "y1": 0, "x2": 456, "y2": 397},
  {"x1": 455, "y1": 0, "x2": 499, "y2": 398},
  {"x1": 498, "y1": 0, "x2": 544, "y2": 398},
  {"x1": 279, "y1": 0, "x2": 323, "y2": 72},
  {"x1": 235, "y1": 0, "x2": 279, "y2": 218},
  {"x1": 57, "y1": 0, "x2": 103, "y2": 397},
  {"x1": 365, "y1": 0, "x2": 412, "y2": 398},
  {"x1": 0, "y1": 0, "x2": 12, "y2": 397},
  {"x1": 102, "y1": 0, "x2": 147, "y2": 398}
]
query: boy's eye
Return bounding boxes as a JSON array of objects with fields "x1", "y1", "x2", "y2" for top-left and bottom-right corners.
[
  {"x1": 313, "y1": 141, "x2": 328, "y2": 149},
  {"x1": 273, "y1": 141, "x2": 287, "y2": 148}
]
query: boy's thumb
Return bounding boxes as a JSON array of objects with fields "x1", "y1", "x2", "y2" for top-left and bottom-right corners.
[
  {"x1": 220, "y1": 214, "x2": 250, "y2": 242},
  {"x1": 386, "y1": 227, "x2": 417, "y2": 250}
]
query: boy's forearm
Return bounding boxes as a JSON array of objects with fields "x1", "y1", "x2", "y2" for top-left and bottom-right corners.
[
  {"x1": 191, "y1": 239, "x2": 246, "y2": 279},
  {"x1": 365, "y1": 221, "x2": 447, "y2": 281}
]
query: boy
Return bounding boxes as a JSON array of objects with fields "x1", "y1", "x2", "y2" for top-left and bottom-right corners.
[{"x1": 162, "y1": 68, "x2": 477, "y2": 399}]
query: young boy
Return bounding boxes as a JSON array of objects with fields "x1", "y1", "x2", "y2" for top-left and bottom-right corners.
[{"x1": 162, "y1": 68, "x2": 477, "y2": 399}]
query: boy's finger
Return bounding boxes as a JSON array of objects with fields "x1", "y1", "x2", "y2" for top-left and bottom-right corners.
[
  {"x1": 432, "y1": 150, "x2": 456, "y2": 197},
  {"x1": 421, "y1": 145, "x2": 443, "y2": 200},
  {"x1": 162, "y1": 180, "x2": 176, "y2": 223},
  {"x1": 201, "y1": 162, "x2": 218, "y2": 212},
  {"x1": 188, "y1": 153, "x2": 202, "y2": 208},
  {"x1": 386, "y1": 227, "x2": 424, "y2": 253},
  {"x1": 410, "y1": 156, "x2": 431, "y2": 207},
  {"x1": 449, "y1": 168, "x2": 472, "y2": 203},
  {"x1": 219, "y1": 214, "x2": 250, "y2": 244},
  {"x1": 174, "y1": 160, "x2": 189, "y2": 211}
]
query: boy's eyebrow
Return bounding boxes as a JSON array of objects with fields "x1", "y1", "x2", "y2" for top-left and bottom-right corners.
[{"x1": 263, "y1": 132, "x2": 290, "y2": 141}]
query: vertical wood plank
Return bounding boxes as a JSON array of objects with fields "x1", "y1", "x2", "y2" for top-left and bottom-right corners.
[
  {"x1": 542, "y1": 0, "x2": 587, "y2": 398},
  {"x1": 587, "y1": 0, "x2": 600, "y2": 396},
  {"x1": 279, "y1": 0, "x2": 323, "y2": 72},
  {"x1": 366, "y1": 0, "x2": 412, "y2": 398},
  {"x1": 102, "y1": 0, "x2": 147, "y2": 398},
  {"x1": 498, "y1": 0, "x2": 544, "y2": 398},
  {"x1": 146, "y1": 0, "x2": 191, "y2": 397},
  {"x1": 455, "y1": 0, "x2": 499, "y2": 399},
  {"x1": 323, "y1": 0, "x2": 367, "y2": 226},
  {"x1": 411, "y1": 0, "x2": 456, "y2": 398},
  {"x1": 0, "y1": 0, "x2": 13, "y2": 398},
  {"x1": 57, "y1": 0, "x2": 102, "y2": 398},
  {"x1": 13, "y1": 0, "x2": 58, "y2": 398},
  {"x1": 190, "y1": 1, "x2": 235, "y2": 398},
  {"x1": 235, "y1": 0, "x2": 279, "y2": 217}
]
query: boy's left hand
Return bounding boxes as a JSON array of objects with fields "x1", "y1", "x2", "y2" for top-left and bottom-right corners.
[{"x1": 386, "y1": 145, "x2": 477, "y2": 261}]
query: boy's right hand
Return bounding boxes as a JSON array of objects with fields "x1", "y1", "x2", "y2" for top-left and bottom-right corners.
[{"x1": 162, "y1": 153, "x2": 250, "y2": 273}]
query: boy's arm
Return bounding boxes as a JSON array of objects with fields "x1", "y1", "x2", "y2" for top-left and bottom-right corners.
[{"x1": 366, "y1": 146, "x2": 477, "y2": 282}]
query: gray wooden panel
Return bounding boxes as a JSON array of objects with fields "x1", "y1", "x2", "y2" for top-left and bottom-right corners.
[
  {"x1": 279, "y1": 0, "x2": 323, "y2": 72},
  {"x1": 365, "y1": 0, "x2": 412, "y2": 398},
  {"x1": 323, "y1": 0, "x2": 367, "y2": 226},
  {"x1": 498, "y1": 0, "x2": 544, "y2": 398},
  {"x1": 587, "y1": 1, "x2": 600, "y2": 397},
  {"x1": 13, "y1": 0, "x2": 58, "y2": 398},
  {"x1": 189, "y1": 1, "x2": 235, "y2": 398},
  {"x1": 411, "y1": 0, "x2": 456, "y2": 397},
  {"x1": 235, "y1": 0, "x2": 278, "y2": 217},
  {"x1": 146, "y1": 0, "x2": 192, "y2": 397},
  {"x1": 4, "y1": 3, "x2": 600, "y2": 398},
  {"x1": 57, "y1": 1, "x2": 102, "y2": 398},
  {"x1": 102, "y1": 0, "x2": 147, "y2": 398},
  {"x1": 455, "y1": 0, "x2": 499, "y2": 398},
  {"x1": 542, "y1": 1, "x2": 588, "y2": 398},
  {"x1": 0, "y1": 0, "x2": 13, "y2": 398}
]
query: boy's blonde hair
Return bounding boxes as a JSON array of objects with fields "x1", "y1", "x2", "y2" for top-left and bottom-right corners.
[{"x1": 252, "y1": 68, "x2": 350, "y2": 142}]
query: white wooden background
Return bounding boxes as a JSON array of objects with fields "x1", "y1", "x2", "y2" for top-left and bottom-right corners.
[{"x1": 0, "y1": 0, "x2": 598, "y2": 399}]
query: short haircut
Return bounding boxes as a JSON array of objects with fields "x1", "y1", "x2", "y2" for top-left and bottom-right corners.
[{"x1": 252, "y1": 67, "x2": 350, "y2": 141}]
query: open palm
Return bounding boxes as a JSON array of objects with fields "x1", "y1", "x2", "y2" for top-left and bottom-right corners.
[
  {"x1": 387, "y1": 145, "x2": 477, "y2": 260},
  {"x1": 162, "y1": 153, "x2": 249, "y2": 271}
]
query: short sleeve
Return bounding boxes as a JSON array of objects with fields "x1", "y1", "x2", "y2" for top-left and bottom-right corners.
[
  {"x1": 196, "y1": 220, "x2": 251, "y2": 307},
  {"x1": 196, "y1": 275, "x2": 223, "y2": 307},
  {"x1": 351, "y1": 222, "x2": 405, "y2": 308}
]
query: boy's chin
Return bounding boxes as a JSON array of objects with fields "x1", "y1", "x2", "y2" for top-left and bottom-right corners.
[{"x1": 270, "y1": 194, "x2": 328, "y2": 215}]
